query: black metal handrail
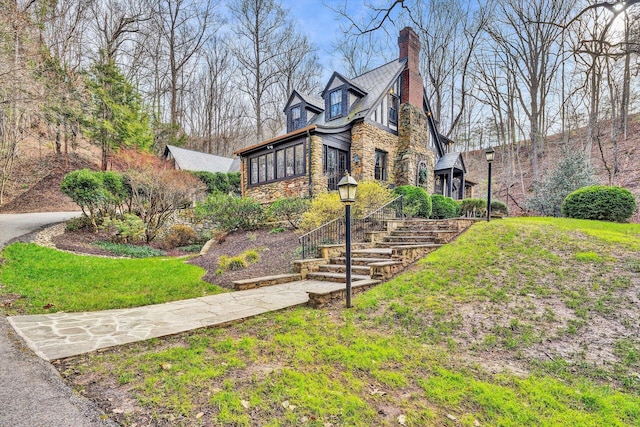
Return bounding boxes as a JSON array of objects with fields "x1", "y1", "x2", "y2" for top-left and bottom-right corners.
[{"x1": 298, "y1": 195, "x2": 404, "y2": 259}]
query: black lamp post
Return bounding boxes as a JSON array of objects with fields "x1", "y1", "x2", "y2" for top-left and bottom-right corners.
[
  {"x1": 337, "y1": 172, "x2": 358, "y2": 308},
  {"x1": 485, "y1": 146, "x2": 495, "y2": 222}
]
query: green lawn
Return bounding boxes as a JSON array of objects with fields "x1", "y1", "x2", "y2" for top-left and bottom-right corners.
[
  {"x1": 57, "y1": 217, "x2": 640, "y2": 426},
  {"x1": 0, "y1": 243, "x2": 225, "y2": 314}
]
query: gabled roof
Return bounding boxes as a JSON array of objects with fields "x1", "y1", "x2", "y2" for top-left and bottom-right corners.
[
  {"x1": 311, "y1": 59, "x2": 407, "y2": 129},
  {"x1": 283, "y1": 90, "x2": 324, "y2": 113},
  {"x1": 435, "y1": 152, "x2": 466, "y2": 173},
  {"x1": 321, "y1": 71, "x2": 367, "y2": 97},
  {"x1": 164, "y1": 145, "x2": 240, "y2": 173}
]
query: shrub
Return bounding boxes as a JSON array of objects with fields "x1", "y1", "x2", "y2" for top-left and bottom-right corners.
[
  {"x1": 459, "y1": 198, "x2": 486, "y2": 217},
  {"x1": 100, "y1": 214, "x2": 146, "y2": 243},
  {"x1": 60, "y1": 169, "x2": 106, "y2": 230},
  {"x1": 526, "y1": 149, "x2": 596, "y2": 216},
  {"x1": 353, "y1": 180, "x2": 394, "y2": 217},
  {"x1": 267, "y1": 197, "x2": 310, "y2": 229},
  {"x1": 65, "y1": 215, "x2": 92, "y2": 231},
  {"x1": 491, "y1": 200, "x2": 509, "y2": 216},
  {"x1": 561, "y1": 186, "x2": 637, "y2": 223},
  {"x1": 192, "y1": 171, "x2": 241, "y2": 195},
  {"x1": 162, "y1": 224, "x2": 199, "y2": 249},
  {"x1": 195, "y1": 192, "x2": 265, "y2": 231},
  {"x1": 299, "y1": 192, "x2": 343, "y2": 232},
  {"x1": 126, "y1": 168, "x2": 205, "y2": 242},
  {"x1": 226, "y1": 256, "x2": 247, "y2": 271},
  {"x1": 431, "y1": 194, "x2": 459, "y2": 219},
  {"x1": 393, "y1": 185, "x2": 432, "y2": 218}
]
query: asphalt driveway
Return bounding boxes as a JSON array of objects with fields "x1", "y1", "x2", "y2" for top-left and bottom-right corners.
[{"x1": 0, "y1": 211, "x2": 116, "y2": 427}]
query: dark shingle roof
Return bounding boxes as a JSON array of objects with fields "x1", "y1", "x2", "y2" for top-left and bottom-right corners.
[
  {"x1": 435, "y1": 152, "x2": 465, "y2": 172},
  {"x1": 164, "y1": 145, "x2": 239, "y2": 173},
  {"x1": 310, "y1": 59, "x2": 407, "y2": 129}
]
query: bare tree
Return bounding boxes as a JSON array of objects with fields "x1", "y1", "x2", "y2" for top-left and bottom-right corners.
[
  {"x1": 153, "y1": 0, "x2": 217, "y2": 143},
  {"x1": 228, "y1": 0, "x2": 297, "y2": 143},
  {"x1": 488, "y1": 0, "x2": 573, "y2": 181}
]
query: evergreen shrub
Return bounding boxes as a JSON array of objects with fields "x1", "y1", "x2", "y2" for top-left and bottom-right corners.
[
  {"x1": 195, "y1": 192, "x2": 265, "y2": 231},
  {"x1": 267, "y1": 197, "x2": 310, "y2": 229},
  {"x1": 393, "y1": 185, "x2": 432, "y2": 218},
  {"x1": 561, "y1": 186, "x2": 637, "y2": 223},
  {"x1": 430, "y1": 194, "x2": 459, "y2": 219}
]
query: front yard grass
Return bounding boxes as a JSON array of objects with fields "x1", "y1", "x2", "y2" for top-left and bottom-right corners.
[
  {"x1": 0, "y1": 243, "x2": 225, "y2": 315},
  {"x1": 59, "y1": 218, "x2": 640, "y2": 426}
]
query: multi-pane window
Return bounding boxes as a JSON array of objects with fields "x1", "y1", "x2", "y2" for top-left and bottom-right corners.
[
  {"x1": 330, "y1": 89, "x2": 342, "y2": 119},
  {"x1": 291, "y1": 106, "x2": 302, "y2": 130},
  {"x1": 249, "y1": 143, "x2": 305, "y2": 185},
  {"x1": 374, "y1": 150, "x2": 387, "y2": 181}
]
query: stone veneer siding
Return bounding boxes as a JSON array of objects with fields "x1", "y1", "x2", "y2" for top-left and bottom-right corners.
[
  {"x1": 395, "y1": 103, "x2": 436, "y2": 192},
  {"x1": 242, "y1": 134, "x2": 324, "y2": 204},
  {"x1": 350, "y1": 121, "x2": 398, "y2": 185}
]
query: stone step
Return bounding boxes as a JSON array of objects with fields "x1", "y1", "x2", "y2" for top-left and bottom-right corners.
[
  {"x1": 351, "y1": 248, "x2": 393, "y2": 258},
  {"x1": 318, "y1": 264, "x2": 371, "y2": 274},
  {"x1": 383, "y1": 236, "x2": 436, "y2": 243},
  {"x1": 375, "y1": 242, "x2": 443, "y2": 250},
  {"x1": 232, "y1": 273, "x2": 303, "y2": 290},
  {"x1": 331, "y1": 256, "x2": 393, "y2": 266},
  {"x1": 306, "y1": 271, "x2": 371, "y2": 283},
  {"x1": 391, "y1": 229, "x2": 458, "y2": 236}
]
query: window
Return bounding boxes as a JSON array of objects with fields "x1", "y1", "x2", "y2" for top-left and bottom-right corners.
[
  {"x1": 330, "y1": 89, "x2": 342, "y2": 119},
  {"x1": 291, "y1": 106, "x2": 302, "y2": 130},
  {"x1": 375, "y1": 150, "x2": 387, "y2": 181},
  {"x1": 249, "y1": 142, "x2": 305, "y2": 185},
  {"x1": 389, "y1": 93, "x2": 399, "y2": 125}
]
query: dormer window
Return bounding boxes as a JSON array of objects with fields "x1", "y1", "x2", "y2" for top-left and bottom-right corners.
[
  {"x1": 291, "y1": 106, "x2": 302, "y2": 129},
  {"x1": 329, "y1": 89, "x2": 343, "y2": 119}
]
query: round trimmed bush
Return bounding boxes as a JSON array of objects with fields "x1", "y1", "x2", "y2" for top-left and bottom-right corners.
[
  {"x1": 561, "y1": 186, "x2": 637, "y2": 223},
  {"x1": 393, "y1": 185, "x2": 432, "y2": 218},
  {"x1": 431, "y1": 194, "x2": 459, "y2": 219},
  {"x1": 491, "y1": 200, "x2": 509, "y2": 216}
]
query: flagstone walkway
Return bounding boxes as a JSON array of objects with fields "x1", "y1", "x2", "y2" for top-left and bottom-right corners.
[{"x1": 8, "y1": 280, "x2": 348, "y2": 361}]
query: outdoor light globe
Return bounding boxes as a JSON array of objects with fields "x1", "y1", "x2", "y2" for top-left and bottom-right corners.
[
  {"x1": 485, "y1": 146, "x2": 495, "y2": 163},
  {"x1": 337, "y1": 173, "x2": 358, "y2": 203}
]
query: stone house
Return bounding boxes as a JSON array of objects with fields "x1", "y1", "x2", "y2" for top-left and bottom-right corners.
[{"x1": 234, "y1": 27, "x2": 473, "y2": 204}]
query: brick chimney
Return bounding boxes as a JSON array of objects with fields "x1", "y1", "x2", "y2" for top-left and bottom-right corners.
[{"x1": 398, "y1": 27, "x2": 423, "y2": 108}]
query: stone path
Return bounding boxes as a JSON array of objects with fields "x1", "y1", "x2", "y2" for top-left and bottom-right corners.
[{"x1": 8, "y1": 280, "x2": 349, "y2": 361}]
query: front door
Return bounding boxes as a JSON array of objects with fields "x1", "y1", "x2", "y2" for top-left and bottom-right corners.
[{"x1": 324, "y1": 145, "x2": 349, "y2": 191}]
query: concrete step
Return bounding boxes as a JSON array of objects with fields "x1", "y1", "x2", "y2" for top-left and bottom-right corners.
[
  {"x1": 306, "y1": 271, "x2": 371, "y2": 283},
  {"x1": 318, "y1": 264, "x2": 371, "y2": 274}
]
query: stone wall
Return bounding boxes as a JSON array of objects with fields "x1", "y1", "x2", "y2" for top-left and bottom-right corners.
[
  {"x1": 239, "y1": 134, "x2": 326, "y2": 204},
  {"x1": 350, "y1": 121, "x2": 398, "y2": 184},
  {"x1": 394, "y1": 103, "x2": 436, "y2": 192}
]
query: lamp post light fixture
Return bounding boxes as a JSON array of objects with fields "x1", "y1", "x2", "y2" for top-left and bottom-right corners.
[
  {"x1": 485, "y1": 146, "x2": 495, "y2": 222},
  {"x1": 337, "y1": 172, "x2": 358, "y2": 308}
]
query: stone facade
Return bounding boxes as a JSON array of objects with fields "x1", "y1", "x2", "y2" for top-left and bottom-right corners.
[
  {"x1": 394, "y1": 103, "x2": 436, "y2": 192},
  {"x1": 350, "y1": 121, "x2": 398, "y2": 185}
]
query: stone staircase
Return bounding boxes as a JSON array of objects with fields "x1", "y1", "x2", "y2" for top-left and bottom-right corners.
[{"x1": 305, "y1": 218, "x2": 475, "y2": 283}]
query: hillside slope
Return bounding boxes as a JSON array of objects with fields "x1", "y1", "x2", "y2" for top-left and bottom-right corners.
[{"x1": 464, "y1": 114, "x2": 640, "y2": 222}]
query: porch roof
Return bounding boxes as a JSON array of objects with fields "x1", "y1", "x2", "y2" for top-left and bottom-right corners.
[{"x1": 233, "y1": 125, "x2": 317, "y2": 156}]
